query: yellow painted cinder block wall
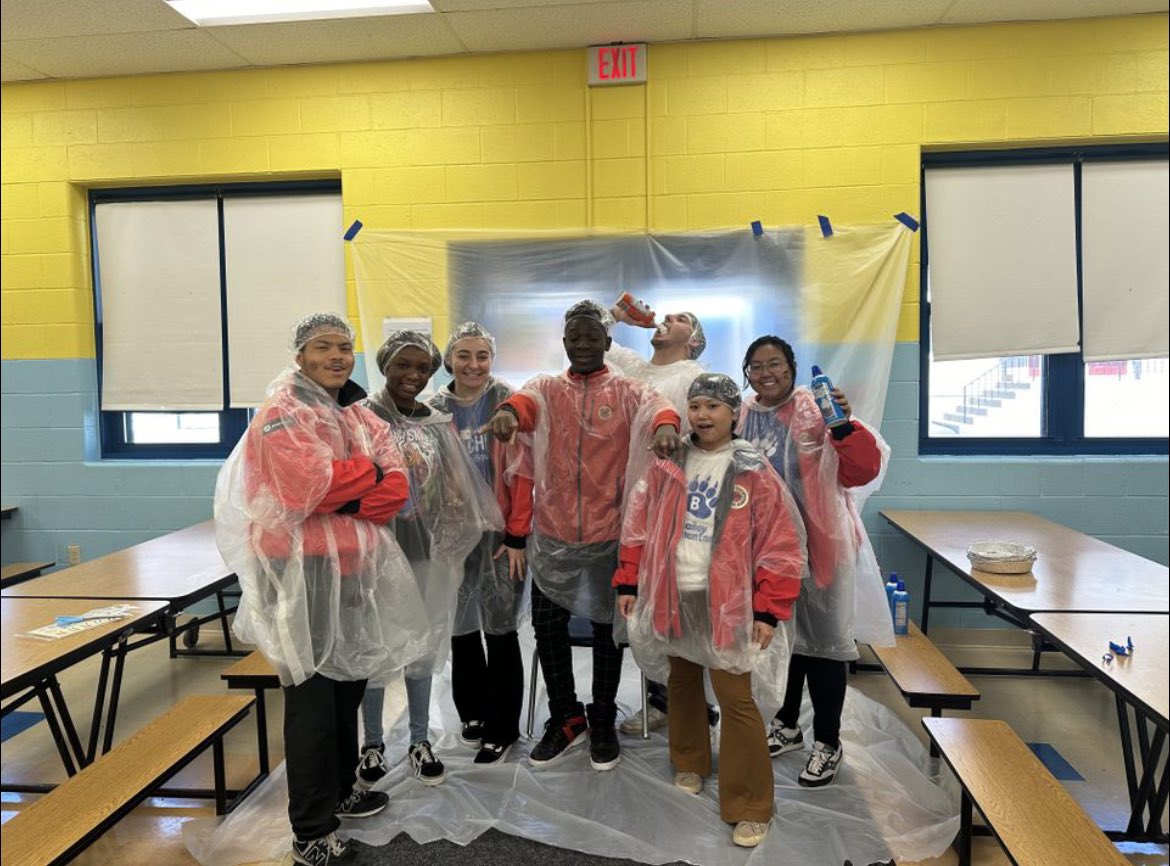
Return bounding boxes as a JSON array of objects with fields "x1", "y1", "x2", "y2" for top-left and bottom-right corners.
[{"x1": 2, "y1": 14, "x2": 1166, "y2": 359}]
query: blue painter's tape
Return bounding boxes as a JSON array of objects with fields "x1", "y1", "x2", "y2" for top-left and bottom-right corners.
[
  {"x1": 1026, "y1": 743, "x2": 1084, "y2": 781},
  {"x1": 1, "y1": 711, "x2": 43, "y2": 743},
  {"x1": 343, "y1": 219, "x2": 364, "y2": 241},
  {"x1": 893, "y1": 212, "x2": 919, "y2": 232},
  {"x1": 818, "y1": 215, "x2": 833, "y2": 238},
  {"x1": 750, "y1": 220, "x2": 763, "y2": 237}
]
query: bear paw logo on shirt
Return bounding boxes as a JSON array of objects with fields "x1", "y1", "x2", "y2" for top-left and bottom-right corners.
[{"x1": 687, "y1": 478, "x2": 719, "y2": 518}]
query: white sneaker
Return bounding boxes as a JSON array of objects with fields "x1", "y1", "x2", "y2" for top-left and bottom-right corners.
[
  {"x1": 766, "y1": 720, "x2": 804, "y2": 757},
  {"x1": 673, "y1": 771, "x2": 702, "y2": 794},
  {"x1": 799, "y1": 740, "x2": 842, "y2": 787},
  {"x1": 732, "y1": 820, "x2": 770, "y2": 847},
  {"x1": 619, "y1": 705, "x2": 667, "y2": 735}
]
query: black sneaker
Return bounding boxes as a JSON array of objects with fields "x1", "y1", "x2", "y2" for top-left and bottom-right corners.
[
  {"x1": 356, "y1": 743, "x2": 387, "y2": 788},
  {"x1": 528, "y1": 714, "x2": 588, "y2": 767},
  {"x1": 766, "y1": 720, "x2": 804, "y2": 758},
  {"x1": 589, "y1": 722, "x2": 621, "y2": 771},
  {"x1": 334, "y1": 788, "x2": 388, "y2": 819},
  {"x1": 474, "y1": 740, "x2": 514, "y2": 765},
  {"x1": 408, "y1": 740, "x2": 447, "y2": 786},
  {"x1": 459, "y1": 720, "x2": 485, "y2": 748},
  {"x1": 292, "y1": 831, "x2": 354, "y2": 865},
  {"x1": 799, "y1": 740, "x2": 843, "y2": 787}
]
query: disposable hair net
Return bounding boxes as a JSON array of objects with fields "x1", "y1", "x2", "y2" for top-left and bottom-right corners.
[
  {"x1": 686, "y1": 372, "x2": 741, "y2": 413},
  {"x1": 291, "y1": 312, "x2": 354, "y2": 352},
  {"x1": 679, "y1": 311, "x2": 706, "y2": 360},
  {"x1": 443, "y1": 321, "x2": 497, "y2": 373},
  {"x1": 364, "y1": 389, "x2": 504, "y2": 674},
  {"x1": 510, "y1": 369, "x2": 676, "y2": 622},
  {"x1": 563, "y1": 298, "x2": 615, "y2": 333},
  {"x1": 740, "y1": 386, "x2": 894, "y2": 659},
  {"x1": 213, "y1": 367, "x2": 429, "y2": 687},
  {"x1": 377, "y1": 329, "x2": 442, "y2": 377},
  {"x1": 428, "y1": 378, "x2": 533, "y2": 636},
  {"x1": 618, "y1": 440, "x2": 807, "y2": 717}
]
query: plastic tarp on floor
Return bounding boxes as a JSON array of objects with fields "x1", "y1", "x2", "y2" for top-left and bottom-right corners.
[{"x1": 185, "y1": 640, "x2": 958, "y2": 866}]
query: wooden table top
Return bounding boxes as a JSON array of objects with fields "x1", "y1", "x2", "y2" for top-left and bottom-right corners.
[
  {"x1": 1030, "y1": 612, "x2": 1169, "y2": 728},
  {"x1": 881, "y1": 510, "x2": 1169, "y2": 615},
  {"x1": 1, "y1": 597, "x2": 168, "y2": 699},
  {"x1": 1, "y1": 521, "x2": 233, "y2": 604},
  {"x1": 923, "y1": 717, "x2": 1129, "y2": 866}
]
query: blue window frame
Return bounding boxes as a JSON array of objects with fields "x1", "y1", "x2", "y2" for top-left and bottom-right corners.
[
  {"x1": 919, "y1": 143, "x2": 1169, "y2": 456},
  {"x1": 91, "y1": 180, "x2": 341, "y2": 459}
]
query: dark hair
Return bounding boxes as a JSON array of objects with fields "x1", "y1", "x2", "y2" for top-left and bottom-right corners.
[{"x1": 741, "y1": 335, "x2": 797, "y2": 388}]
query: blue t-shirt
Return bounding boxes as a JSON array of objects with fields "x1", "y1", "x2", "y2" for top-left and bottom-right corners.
[{"x1": 450, "y1": 393, "x2": 494, "y2": 484}]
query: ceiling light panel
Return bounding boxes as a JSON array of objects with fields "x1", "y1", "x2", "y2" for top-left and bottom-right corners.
[{"x1": 166, "y1": 0, "x2": 434, "y2": 27}]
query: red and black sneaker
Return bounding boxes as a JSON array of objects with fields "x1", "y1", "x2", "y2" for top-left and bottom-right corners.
[{"x1": 528, "y1": 714, "x2": 588, "y2": 767}]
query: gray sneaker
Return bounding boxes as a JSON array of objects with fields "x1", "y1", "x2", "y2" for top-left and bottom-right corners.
[
  {"x1": 619, "y1": 705, "x2": 667, "y2": 735},
  {"x1": 799, "y1": 740, "x2": 842, "y2": 787},
  {"x1": 292, "y1": 831, "x2": 354, "y2": 865},
  {"x1": 766, "y1": 720, "x2": 804, "y2": 757}
]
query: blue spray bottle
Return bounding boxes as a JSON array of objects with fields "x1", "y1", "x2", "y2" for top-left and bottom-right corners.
[
  {"x1": 885, "y1": 572, "x2": 900, "y2": 622},
  {"x1": 810, "y1": 365, "x2": 849, "y2": 428},
  {"x1": 892, "y1": 579, "x2": 910, "y2": 636}
]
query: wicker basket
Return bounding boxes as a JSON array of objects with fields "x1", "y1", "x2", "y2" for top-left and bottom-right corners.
[{"x1": 966, "y1": 540, "x2": 1037, "y2": 574}]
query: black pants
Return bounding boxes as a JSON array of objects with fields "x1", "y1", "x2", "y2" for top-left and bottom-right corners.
[
  {"x1": 283, "y1": 673, "x2": 367, "y2": 841},
  {"x1": 775, "y1": 653, "x2": 847, "y2": 748},
  {"x1": 450, "y1": 630, "x2": 524, "y2": 745},
  {"x1": 531, "y1": 580, "x2": 623, "y2": 725}
]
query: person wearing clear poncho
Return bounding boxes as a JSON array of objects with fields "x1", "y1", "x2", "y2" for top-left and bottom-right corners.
[
  {"x1": 614, "y1": 373, "x2": 806, "y2": 849},
  {"x1": 213, "y1": 313, "x2": 429, "y2": 865},
  {"x1": 426, "y1": 322, "x2": 535, "y2": 765},
  {"x1": 355, "y1": 330, "x2": 504, "y2": 790},
  {"x1": 487, "y1": 300, "x2": 682, "y2": 773},
  {"x1": 606, "y1": 298, "x2": 719, "y2": 735},
  {"x1": 738, "y1": 336, "x2": 892, "y2": 789}
]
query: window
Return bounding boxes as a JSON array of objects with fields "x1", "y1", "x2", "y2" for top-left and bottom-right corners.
[
  {"x1": 919, "y1": 144, "x2": 1169, "y2": 455},
  {"x1": 91, "y1": 180, "x2": 345, "y2": 459}
]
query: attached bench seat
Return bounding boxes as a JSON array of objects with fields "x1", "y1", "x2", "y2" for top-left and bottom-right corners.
[
  {"x1": 869, "y1": 621, "x2": 980, "y2": 714},
  {"x1": 923, "y1": 716, "x2": 1128, "y2": 866},
  {"x1": 221, "y1": 650, "x2": 280, "y2": 776},
  {"x1": 0, "y1": 561, "x2": 55, "y2": 589},
  {"x1": 2, "y1": 693, "x2": 254, "y2": 866}
]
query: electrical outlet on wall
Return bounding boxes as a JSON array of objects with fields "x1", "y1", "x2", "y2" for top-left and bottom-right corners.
[{"x1": 67, "y1": 544, "x2": 81, "y2": 565}]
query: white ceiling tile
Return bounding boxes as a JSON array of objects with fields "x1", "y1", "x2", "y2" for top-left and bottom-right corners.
[
  {"x1": 693, "y1": 0, "x2": 954, "y2": 39},
  {"x1": 446, "y1": 0, "x2": 694, "y2": 52},
  {"x1": 940, "y1": 0, "x2": 1167, "y2": 24},
  {"x1": 0, "y1": 0, "x2": 191, "y2": 40},
  {"x1": 205, "y1": 14, "x2": 467, "y2": 65},
  {"x1": 0, "y1": 53, "x2": 49, "y2": 81},
  {"x1": 2, "y1": 30, "x2": 250, "y2": 80}
]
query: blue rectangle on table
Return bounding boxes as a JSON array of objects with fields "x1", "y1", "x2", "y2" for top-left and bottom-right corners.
[
  {"x1": 1027, "y1": 742, "x2": 1084, "y2": 781},
  {"x1": 1, "y1": 711, "x2": 44, "y2": 743}
]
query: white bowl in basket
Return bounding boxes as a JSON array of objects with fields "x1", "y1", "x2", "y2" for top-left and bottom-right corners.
[{"x1": 966, "y1": 540, "x2": 1037, "y2": 574}]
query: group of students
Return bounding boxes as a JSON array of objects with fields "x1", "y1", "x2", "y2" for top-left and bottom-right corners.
[{"x1": 213, "y1": 297, "x2": 892, "y2": 866}]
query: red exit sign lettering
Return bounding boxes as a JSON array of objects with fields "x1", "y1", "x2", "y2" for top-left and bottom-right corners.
[{"x1": 588, "y1": 43, "x2": 647, "y2": 86}]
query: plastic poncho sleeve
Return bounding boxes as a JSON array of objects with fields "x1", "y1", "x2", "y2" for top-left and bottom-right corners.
[
  {"x1": 830, "y1": 422, "x2": 882, "y2": 489},
  {"x1": 312, "y1": 458, "x2": 383, "y2": 514},
  {"x1": 748, "y1": 468, "x2": 805, "y2": 625},
  {"x1": 500, "y1": 391, "x2": 539, "y2": 431},
  {"x1": 247, "y1": 405, "x2": 338, "y2": 523},
  {"x1": 612, "y1": 475, "x2": 651, "y2": 593}
]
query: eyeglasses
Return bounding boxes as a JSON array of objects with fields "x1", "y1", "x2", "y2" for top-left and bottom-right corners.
[{"x1": 747, "y1": 359, "x2": 790, "y2": 376}]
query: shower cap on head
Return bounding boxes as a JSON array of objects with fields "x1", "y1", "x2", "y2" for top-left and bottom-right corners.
[
  {"x1": 678, "y1": 312, "x2": 706, "y2": 360},
  {"x1": 376, "y1": 329, "x2": 442, "y2": 376},
  {"x1": 443, "y1": 322, "x2": 497, "y2": 373},
  {"x1": 291, "y1": 312, "x2": 354, "y2": 351},
  {"x1": 563, "y1": 299, "x2": 615, "y2": 334},
  {"x1": 686, "y1": 372, "x2": 741, "y2": 413}
]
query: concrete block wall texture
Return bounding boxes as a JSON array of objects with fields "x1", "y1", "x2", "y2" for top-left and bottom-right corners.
[{"x1": 2, "y1": 15, "x2": 1167, "y2": 626}]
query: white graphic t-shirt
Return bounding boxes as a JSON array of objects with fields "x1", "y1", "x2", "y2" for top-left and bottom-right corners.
[{"x1": 674, "y1": 443, "x2": 734, "y2": 592}]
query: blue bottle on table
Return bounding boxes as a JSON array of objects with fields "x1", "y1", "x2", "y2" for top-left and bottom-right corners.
[
  {"x1": 892, "y1": 580, "x2": 910, "y2": 636},
  {"x1": 885, "y1": 572, "x2": 900, "y2": 622},
  {"x1": 810, "y1": 365, "x2": 849, "y2": 428}
]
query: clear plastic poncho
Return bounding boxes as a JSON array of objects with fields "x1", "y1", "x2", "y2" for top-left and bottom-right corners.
[
  {"x1": 363, "y1": 389, "x2": 504, "y2": 674},
  {"x1": 621, "y1": 440, "x2": 806, "y2": 716},
  {"x1": 519, "y1": 368, "x2": 675, "y2": 623},
  {"x1": 427, "y1": 378, "x2": 532, "y2": 636},
  {"x1": 213, "y1": 369, "x2": 429, "y2": 687},
  {"x1": 605, "y1": 343, "x2": 705, "y2": 420},
  {"x1": 740, "y1": 387, "x2": 894, "y2": 660}
]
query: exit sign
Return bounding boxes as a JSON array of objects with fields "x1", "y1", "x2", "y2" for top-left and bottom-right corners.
[{"x1": 588, "y1": 43, "x2": 647, "y2": 86}]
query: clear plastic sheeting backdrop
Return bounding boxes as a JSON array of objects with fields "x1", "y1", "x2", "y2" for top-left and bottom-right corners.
[
  {"x1": 350, "y1": 224, "x2": 912, "y2": 428},
  {"x1": 184, "y1": 636, "x2": 959, "y2": 866}
]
